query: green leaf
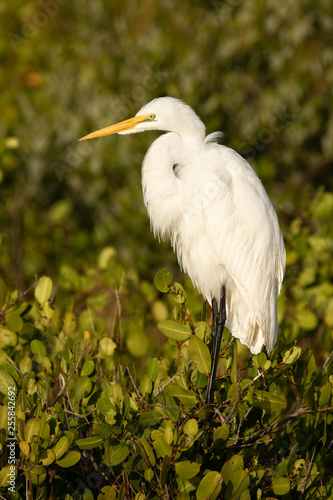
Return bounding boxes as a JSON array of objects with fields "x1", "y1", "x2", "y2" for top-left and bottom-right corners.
[
  {"x1": 311, "y1": 192, "x2": 333, "y2": 218},
  {"x1": 98, "y1": 397, "x2": 113, "y2": 416},
  {"x1": 175, "y1": 460, "x2": 200, "y2": 479},
  {"x1": 53, "y1": 435, "x2": 70, "y2": 459},
  {"x1": 282, "y1": 346, "x2": 302, "y2": 365},
  {"x1": 24, "y1": 418, "x2": 41, "y2": 443},
  {"x1": 154, "y1": 269, "x2": 173, "y2": 292},
  {"x1": 139, "y1": 410, "x2": 161, "y2": 427},
  {"x1": 171, "y1": 282, "x2": 187, "y2": 303},
  {"x1": 303, "y1": 385, "x2": 316, "y2": 410},
  {"x1": 164, "y1": 426, "x2": 174, "y2": 445},
  {"x1": 253, "y1": 352, "x2": 267, "y2": 370},
  {"x1": 97, "y1": 486, "x2": 117, "y2": 500},
  {"x1": 158, "y1": 320, "x2": 192, "y2": 341},
  {"x1": 296, "y1": 304, "x2": 318, "y2": 330},
  {"x1": 183, "y1": 419, "x2": 198, "y2": 437},
  {"x1": 62, "y1": 311, "x2": 76, "y2": 336},
  {"x1": 99, "y1": 337, "x2": 117, "y2": 358},
  {"x1": 0, "y1": 328, "x2": 17, "y2": 347},
  {"x1": 56, "y1": 450, "x2": 81, "y2": 468},
  {"x1": 152, "y1": 431, "x2": 172, "y2": 458},
  {"x1": 196, "y1": 471, "x2": 222, "y2": 500},
  {"x1": 194, "y1": 321, "x2": 210, "y2": 341},
  {"x1": 0, "y1": 277, "x2": 7, "y2": 309},
  {"x1": 138, "y1": 437, "x2": 156, "y2": 466},
  {"x1": 75, "y1": 436, "x2": 104, "y2": 449},
  {"x1": 105, "y1": 444, "x2": 129, "y2": 466},
  {"x1": 5, "y1": 312, "x2": 23, "y2": 332},
  {"x1": 0, "y1": 465, "x2": 16, "y2": 487},
  {"x1": 144, "y1": 469, "x2": 154, "y2": 482},
  {"x1": 252, "y1": 390, "x2": 286, "y2": 411},
  {"x1": 225, "y1": 470, "x2": 250, "y2": 500},
  {"x1": 222, "y1": 455, "x2": 244, "y2": 480},
  {"x1": 93, "y1": 422, "x2": 112, "y2": 439},
  {"x1": 160, "y1": 455, "x2": 171, "y2": 486},
  {"x1": 213, "y1": 424, "x2": 229, "y2": 444},
  {"x1": 0, "y1": 406, "x2": 8, "y2": 430},
  {"x1": 318, "y1": 383, "x2": 331, "y2": 408},
  {"x1": 162, "y1": 391, "x2": 181, "y2": 420},
  {"x1": 188, "y1": 335, "x2": 211, "y2": 375},
  {"x1": 23, "y1": 371, "x2": 36, "y2": 393},
  {"x1": 140, "y1": 376, "x2": 152, "y2": 397},
  {"x1": 31, "y1": 339, "x2": 46, "y2": 357},
  {"x1": 80, "y1": 358, "x2": 95, "y2": 376},
  {"x1": 0, "y1": 368, "x2": 16, "y2": 394},
  {"x1": 272, "y1": 477, "x2": 291, "y2": 495},
  {"x1": 35, "y1": 276, "x2": 53, "y2": 304},
  {"x1": 126, "y1": 329, "x2": 149, "y2": 357},
  {"x1": 166, "y1": 384, "x2": 199, "y2": 406},
  {"x1": 40, "y1": 449, "x2": 56, "y2": 466},
  {"x1": 146, "y1": 358, "x2": 159, "y2": 381},
  {"x1": 71, "y1": 376, "x2": 92, "y2": 404},
  {"x1": 230, "y1": 342, "x2": 238, "y2": 384}
]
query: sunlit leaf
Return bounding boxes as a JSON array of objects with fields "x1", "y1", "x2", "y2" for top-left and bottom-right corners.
[
  {"x1": 56, "y1": 451, "x2": 81, "y2": 468},
  {"x1": 175, "y1": 460, "x2": 200, "y2": 479},
  {"x1": 188, "y1": 335, "x2": 211, "y2": 375},
  {"x1": 53, "y1": 436, "x2": 70, "y2": 459},
  {"x1": 0, "y1": 368, "x2": 16, "y2": 395},
  {"x1": 154, "y1": 269, "x2": 173, "y2": 292},
  {"x1": 35, "y1": 276, "x2": 53, "y2": 304},
  {"x1": 196, "y1": 471, "x2": 222, "y2": 500},
  {"x1": 146, "y1": 358, "x2": 159, "y2": 381},
  {"x1": 272, "y1": 477, "x2": 291, "y2": 495},
  {"x1": 252, "y1": 390, "x2": 286, "y2": 411},
  {"x1": 75, "y1": 436, "x2": 104, "y2": 449},
  {"x1": 158, "y1": 320, "x2": 192, "y2": 341},
  {"x1": 166, "y1": 384, "x2": 199, "y2": 406}
]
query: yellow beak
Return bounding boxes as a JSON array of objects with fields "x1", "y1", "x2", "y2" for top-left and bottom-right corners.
[{"x1": 79, "y1": 114, "x2": 149, "y2": 141}]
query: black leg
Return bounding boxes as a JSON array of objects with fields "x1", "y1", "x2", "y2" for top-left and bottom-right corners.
[{"x1": 205, "y1": 286, "x2": 226, "y2": 404}]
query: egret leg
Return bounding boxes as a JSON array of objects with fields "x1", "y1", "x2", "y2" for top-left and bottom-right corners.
[{"x1": 205, "y1": 286, "x2": 226, "y2": 404}]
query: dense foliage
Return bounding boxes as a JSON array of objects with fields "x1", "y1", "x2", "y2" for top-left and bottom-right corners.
[
  {"x1": 0, "y1": 260, "x2": 332, "y2": 499},
  {"x1": 0, "y1": 0, "x2": 332, "y2": 498},
  {"x1": 1, "y1": 0, "x2": 332, "y2": 286}
]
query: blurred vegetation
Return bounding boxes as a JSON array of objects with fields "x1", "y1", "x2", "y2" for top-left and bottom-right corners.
[
  {"x1": 1, "y1": 0, "x2": 332, "y2": 287},
  {"x1": 0, "y1": 0, "x2": 333, "y2": 498},
  {"x1": 0, "y1": 272, "x2": 332, "y2": 499}
]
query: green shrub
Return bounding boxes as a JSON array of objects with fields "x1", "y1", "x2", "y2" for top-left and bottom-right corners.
[{"x1": 0, "y1": 254, "x2": 332, "y2": 499}]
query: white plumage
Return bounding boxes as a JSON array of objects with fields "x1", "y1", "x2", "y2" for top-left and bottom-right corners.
[{"x1": 80, "y1": 96, "x2": 286, "y2": 402}]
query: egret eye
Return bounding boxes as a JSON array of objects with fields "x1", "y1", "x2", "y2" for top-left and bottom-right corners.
[{"x1": 149, "y1": 113, "x2": 156, "y2": 120}]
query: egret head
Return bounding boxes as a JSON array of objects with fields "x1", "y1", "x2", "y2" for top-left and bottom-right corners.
[{"x1": 79, "y1": 97, "x2": 205, "y2": 141}]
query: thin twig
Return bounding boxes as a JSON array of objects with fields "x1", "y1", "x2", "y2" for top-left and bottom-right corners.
[
  {"x1": 6, "y1": 358, "x2": 48, "y2": 404},
  {"x1": 313, "y1": 349, "x2": 333, "y2": 385},
  {"x1": 19, "y1": 276, "x2": 43, "y2": 298},
  {"x1": 301, "y1": 446, "x2": 316, "y2": 494},
  {"x1": 224, "y1": 381, "x2": 241, "y2": 425},
  {"x1": 226, "y1": 405, "x2": 333, "y2": 450},
  {"x1": 125, "y1": 366, "x2": 149, "y2": 407},
  {"x1": 213, "y1": 406, "x2": 225, "y2": 425},
  {"x1": 236, "y1": 406, "x2": 253, "y2": 440},
  {"x1": 169, "y1": 285, "x2": 195, "y2": 329},
  {"x1": 51, "y1": 343, "x2": 89, "y2": 406},
  {"x1": 6, "y1": 358, "x2": 23, "y2": 377},
  {"x1": 61, "y1": 407, "x2": 98, "y2": 424},
  {"x1": 153, "y1": 373, "x2": 178, "y2": 397}
]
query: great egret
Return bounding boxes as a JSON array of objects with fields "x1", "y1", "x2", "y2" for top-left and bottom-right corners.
[{"x1": 80, "y1": 97, "x2": 285, "y2": 404}]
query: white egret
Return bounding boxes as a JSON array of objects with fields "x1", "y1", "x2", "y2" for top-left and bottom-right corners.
[{"x1": 80, "y1": 97, "x2": 285, "y2": 404}]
